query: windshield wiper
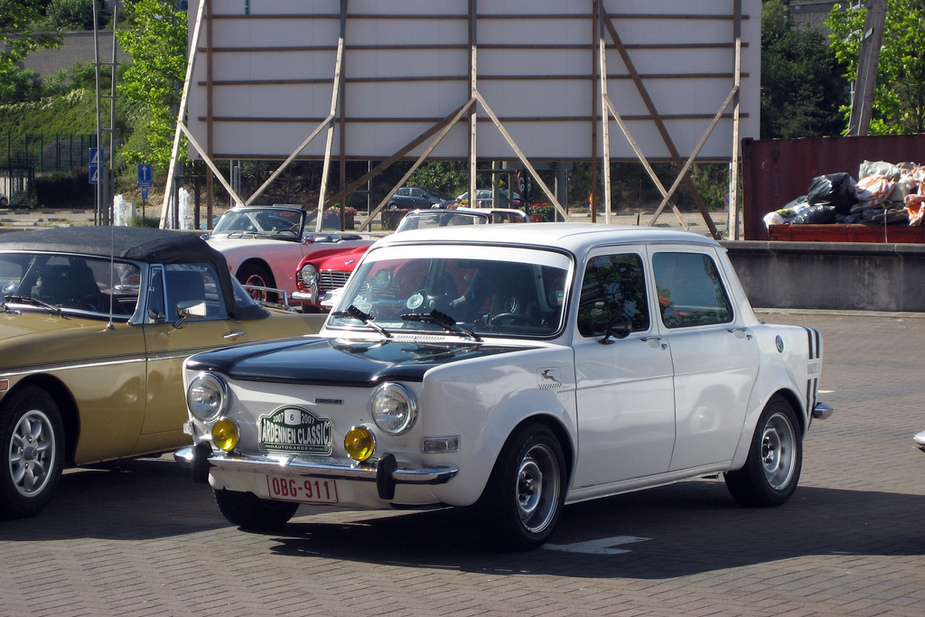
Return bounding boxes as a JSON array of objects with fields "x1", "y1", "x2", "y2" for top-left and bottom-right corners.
[
  {"x1": 4, "y1": 295, "x2": 63, "y2": 316},
  {"x1": 402, "y1": 309, "x2": 482, "y2": 342},
  {"x1": 332, "y1": 304, "x2": 392, "y2": 338}
]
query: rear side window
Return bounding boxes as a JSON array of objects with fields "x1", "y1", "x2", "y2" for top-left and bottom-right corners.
[
  {"x1": 652, "y1": 252, "x2": 732, "y2": 328},
  {"x1": 577, "y1": 253, "x2": 649, "y2": 337}
]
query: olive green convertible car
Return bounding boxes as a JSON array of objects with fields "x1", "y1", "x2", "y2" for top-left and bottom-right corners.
[{"x1": 0, "y1": 226, "x2": 324, "y2": 519}]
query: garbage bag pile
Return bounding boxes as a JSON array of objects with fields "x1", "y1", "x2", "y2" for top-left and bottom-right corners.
[{"x1": 763, "y1": 160, "x2": 925, "y2": 230}]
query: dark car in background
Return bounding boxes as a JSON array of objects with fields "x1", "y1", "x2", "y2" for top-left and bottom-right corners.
[{"x1": 387, "y1": 187, "x2": 453, "y2": 210}]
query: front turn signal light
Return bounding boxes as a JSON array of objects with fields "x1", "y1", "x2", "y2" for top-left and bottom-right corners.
[
  {"x1": 211, "y1": 418, "x2": 239, "y2": 452},
  {"x1": 344, "y1": 426, "x2": 375, "y2": 462}
]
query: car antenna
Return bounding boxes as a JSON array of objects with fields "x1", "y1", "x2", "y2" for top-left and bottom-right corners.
[{"x1": 106, "y1": 225, "x2": 115, "y2": 330}]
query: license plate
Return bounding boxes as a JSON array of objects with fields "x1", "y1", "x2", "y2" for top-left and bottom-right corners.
[{"x1": 266, "y1": 475, "x2": 338, "y2": 504}]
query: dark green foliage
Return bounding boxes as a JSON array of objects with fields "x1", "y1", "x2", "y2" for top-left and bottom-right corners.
[
  {"x1": 33, "y1": 169, "x2": 95, "y2": 206},
  {"x1": 45, "y1": 0, "x2": 104, "y2": 30},
  {"x1": 761, "y1": 0, "x2": 848, "y2": 138}
]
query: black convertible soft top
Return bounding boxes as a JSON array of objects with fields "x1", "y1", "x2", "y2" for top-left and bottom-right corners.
[{"x1": 0, "y1": 226, "x2": 267, "y2": 320}]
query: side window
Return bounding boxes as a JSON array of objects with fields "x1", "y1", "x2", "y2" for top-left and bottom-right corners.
[
  {"x1": 163, "y1": 263, "x2": 227, "y2": 320},
  {"x1": 147, "y1": 267, "x2": 166, "y2": 321},
  {"x1": 652, "y1": 252, "x2": 733, "y2": 328},
  {"x1": 577, "y1": 253, "x2": 649, "y2": 338}
]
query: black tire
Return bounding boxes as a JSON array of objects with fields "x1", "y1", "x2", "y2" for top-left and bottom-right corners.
[
  {"x1": 0, "y1": 386, "x2": 65, "y2": 519},
  {"x1": 475, "y1": 422, "x2": 566, "y2": 551},
  {"x1": 236, "y1": 262, "x2": 277, "y2": 303},
  {"x1": 214, "y1": 489, "x2": 299, "y2": 530},
  {"x1": 725, "y1": 396, "x2": 803, "y2": 507}
]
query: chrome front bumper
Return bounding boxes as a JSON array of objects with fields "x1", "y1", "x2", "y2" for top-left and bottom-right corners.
[{"x1": 175, "y1": 446, "x2": 458, "y2": 500}]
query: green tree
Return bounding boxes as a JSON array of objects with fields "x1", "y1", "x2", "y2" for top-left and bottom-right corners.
[
  {"x1": 761, "y1": 0, "x2": 848, "y2": 138},
  {"x1": 0, "y1": 0, "x2": 63, "y2": 103},
  {"x1": 45, "y1": 0, "x2": 103, "y2": 31},
  {"x1": 828, "y1": 0, "x2": 925, "y2": 134},
  {"x1": 116, "y1": 0, "x2": 187, "y2": 169}
]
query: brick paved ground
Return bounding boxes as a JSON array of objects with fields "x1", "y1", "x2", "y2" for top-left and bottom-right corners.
[{"x1": 1, "y1": 310, "x2": 924, "y2": 617}]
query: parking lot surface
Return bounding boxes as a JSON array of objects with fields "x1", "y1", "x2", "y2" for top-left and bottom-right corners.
[{"x1": 1, "y1": 310, "x2": 924, "y2": 617}]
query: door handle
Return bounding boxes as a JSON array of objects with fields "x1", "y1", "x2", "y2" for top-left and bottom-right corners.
[
  {"x1": 727, "y1": 327, "x2": 753, "y2": 340},
  {"x1": 224, "y1": 330, "x2": 245, "y2": 339}
]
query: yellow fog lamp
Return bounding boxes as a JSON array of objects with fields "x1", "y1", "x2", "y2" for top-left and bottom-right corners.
[
  {"x1": 344, "y1": 426, "x2": 376, "y2": 462},
  {"x1": 211, "y1": 418, "x2": 240, "y2": 452}
]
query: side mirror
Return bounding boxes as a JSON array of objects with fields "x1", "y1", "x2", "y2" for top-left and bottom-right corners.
[
  {"x1": 601, "y1": 315, "x2": 632, "y2": 344},
  {"x1": 173, "y1": 300, "x2": 207, "y2": 328}
]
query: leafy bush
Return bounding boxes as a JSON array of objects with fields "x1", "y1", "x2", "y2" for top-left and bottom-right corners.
[
  {"x1": 46, "y1": 0, "x2": 103, "y2": 31},
  {"x1": 33, "y1": 170, "x2": 94, "y2": 207}
]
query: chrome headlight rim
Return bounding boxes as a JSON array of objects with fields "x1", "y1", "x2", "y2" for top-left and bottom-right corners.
[
  {"x1": 370, "y1": 382, "x2": 417, "y2": 435},
  {"x1": 187, "y1": 372, "x2": 227, "y2": 423},
  {"x1": 299, "y1": 263, "x2": 319, "y2": 291}
]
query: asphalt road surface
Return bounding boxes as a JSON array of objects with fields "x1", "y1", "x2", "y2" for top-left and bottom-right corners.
[{"x1": 1, "y1": 310, "x2": 923, "y2": 617}]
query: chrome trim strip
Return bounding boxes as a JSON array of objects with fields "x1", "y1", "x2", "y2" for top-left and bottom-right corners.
[
  {"x1": 0, "y1": 355, "x2": 147, "y2": 378},
  {"x1": 208, "y1": 453, "x2": 458, "y2": 485}
]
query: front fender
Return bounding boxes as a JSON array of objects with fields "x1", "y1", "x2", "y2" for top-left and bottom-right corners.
[{"x1": 418, "y1": 347, "x2": 576, "y2": 506}]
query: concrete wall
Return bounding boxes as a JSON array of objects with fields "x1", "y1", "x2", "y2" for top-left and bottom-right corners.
[{"x1": 724, "y1": 240, "x2": 925, "y2": 312}]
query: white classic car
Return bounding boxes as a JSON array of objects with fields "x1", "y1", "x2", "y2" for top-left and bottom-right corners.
[
  {"x1": 180, "y1": 223, "x2": 832, "y2": 550},
  {"x1": 204, "y1": 205, "x2": 373, "y2": 306}
]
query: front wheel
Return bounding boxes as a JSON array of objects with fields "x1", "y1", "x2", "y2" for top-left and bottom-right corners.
[
  {"x1": 475, "y1": 422, "x2": 566, "y2": 551},
  {"x1": 0, "y1": 386, "x2": 65, "y2": 519},
  {"x1": 214, "y1": 489, "x2": 299, "y2": 530},
  {"x1": 236, "y1": 263, "x2": 277, "y2": 303},
  {"x1": 725, "y1": 396, "x2": 803, "y2": 507}
]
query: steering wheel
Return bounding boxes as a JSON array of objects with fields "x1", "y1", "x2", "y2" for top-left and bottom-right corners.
[{"x1": 489, "y1": 312, "x2": 529, "y2": 326}]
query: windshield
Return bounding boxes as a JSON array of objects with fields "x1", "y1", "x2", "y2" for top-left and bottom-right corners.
[
  {"x1": 395, "y1": 211, "x2": 489, "y2": 233},
  {"x1": 0, "y1": 253, "x2": 141, "y2": 317},
  {"x1": 212, "y1": 208, "x2": 304, "y2": 238},
  {"x1": 328, "y1": 244, "x2": 571, "y2": 338}
]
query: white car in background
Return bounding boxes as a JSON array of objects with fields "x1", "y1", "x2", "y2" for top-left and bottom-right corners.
[{"x1": 204, "y1": 205, "x2": 373, "y2": 306}]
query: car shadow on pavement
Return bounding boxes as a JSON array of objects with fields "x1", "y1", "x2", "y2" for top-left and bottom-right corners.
[
  {"x1": 262, "y1": 478, "x2": 925, "y2": 578},
  {"x1": 0, "y1": 455, "x2": 226, "y2": 541}
]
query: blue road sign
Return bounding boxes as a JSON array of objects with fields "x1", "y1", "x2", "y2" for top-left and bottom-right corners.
[
  {"x1": 137, "y1": 164, "x2": 153, "y2": 188},
  {"x1": 88, "y1": 148, "x2": 104, "y2": 185}
]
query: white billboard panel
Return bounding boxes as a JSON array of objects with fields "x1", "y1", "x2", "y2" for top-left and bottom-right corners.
[{"x1": 187, "y1": 0, "x2": 759, "y2": 162}]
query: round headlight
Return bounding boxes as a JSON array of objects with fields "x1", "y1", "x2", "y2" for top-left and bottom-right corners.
[
  {"x1": 344, "y1": 426, "x2": 376, "y2": 462},
  {"x1": 211, "y1": 418, "x2": 239, "y2": 452},
  {"x1": 370, "y1": 383, "x2": 417, "y2": 435},
  {"x1": 299, "y1": 263, "x2": 319, "y2": 289},
  {"x1": 187, "y1": 372, "x2": 227, "y2": 422}
]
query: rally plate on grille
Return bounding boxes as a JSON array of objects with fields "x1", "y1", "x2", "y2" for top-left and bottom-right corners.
[{"x1": 258, "y1": 406, "x2": 333, "y2": 455}]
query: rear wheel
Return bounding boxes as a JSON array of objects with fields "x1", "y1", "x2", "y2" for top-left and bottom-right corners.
[
  {"x1": 476, "y1": 422, "x2": 566, "y2": 551},
  {"x1": 0, "y1": 386, "x2": 65, "y2": 519},
  {"x1": 725, "y1": 396, "x2": 802, "y2": 507},
  {"x1": 214, "y1": 489, "x2": 299, "y2": 530}
]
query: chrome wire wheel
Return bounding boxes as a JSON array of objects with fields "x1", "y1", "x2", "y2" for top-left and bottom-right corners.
[
  {"x1": 515, "y1": 442, "x2": 561, "y2": 535},
  {"x1": 760, "y1": 411, "x2": 797, "y2": 491},
  {"x1": 9, "y1": 409, "x2": 57, "y2": 497}
]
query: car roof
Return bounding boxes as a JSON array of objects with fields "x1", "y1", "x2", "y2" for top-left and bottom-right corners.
[
  {"x1": 0, "y1": 225, "x2": 226, "y2": 265},
  {"x1": 375, "y1": 222, "x2": 722, "y2": 254}
]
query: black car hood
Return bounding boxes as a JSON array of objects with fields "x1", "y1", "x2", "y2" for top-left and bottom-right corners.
[{"x1": 187, "y1": 337, "x2": 531, "y2": 386}]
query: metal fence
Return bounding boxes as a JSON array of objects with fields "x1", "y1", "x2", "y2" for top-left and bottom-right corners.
[
  {"x1": 0, "y1": 133, "x2": 98, "y2": 173},
  {"x1": 0, "y1": 134, "x2": 98, "y2": 206}
]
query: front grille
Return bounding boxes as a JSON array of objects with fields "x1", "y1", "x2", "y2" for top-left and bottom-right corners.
[{"x1": 319, "y1": 271, "x2": 351, "y2": 292}]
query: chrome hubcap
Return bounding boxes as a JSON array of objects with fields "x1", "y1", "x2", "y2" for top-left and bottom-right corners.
[
  {"x1": 9, "y1": 410, "x2": 55, "y2": 497},
  {"x1": 515, "y1": 443, "x2": 560, "y2": 534},
  {"x1": 760, "y1": 412, "x2": 796, "y2": 490}
]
